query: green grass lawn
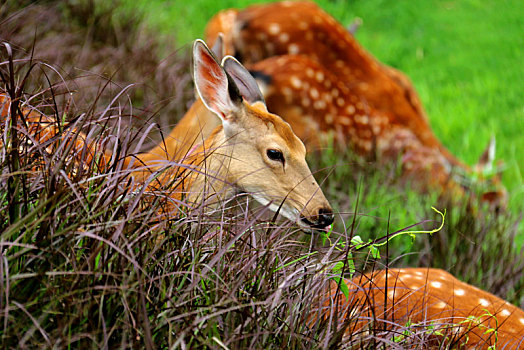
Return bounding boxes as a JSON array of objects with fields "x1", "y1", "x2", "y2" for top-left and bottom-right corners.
[{"x1": 123, "y1": 0, "x2": 524, "y2": 212}]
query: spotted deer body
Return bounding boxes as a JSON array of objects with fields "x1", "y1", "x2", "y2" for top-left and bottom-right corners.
[
  {"x1": 205, "y1": 2, "x2": 445, "y2": 158},
  {"x1": 204, "y1": 1, "x2": 506, "y2": 203},
  {"x1": 321, "y1": 268, "x2": 524, "y2": 349}
]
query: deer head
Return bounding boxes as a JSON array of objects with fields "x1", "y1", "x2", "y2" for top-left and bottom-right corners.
[{"x1": 191, "y1": 40, "x2": 334, "y2": 230}]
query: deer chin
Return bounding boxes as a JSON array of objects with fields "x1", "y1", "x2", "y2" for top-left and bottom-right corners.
[
  {"x1": 299, "y1": 217, "x2": 332, "y2": 234},
  {"x1": 249, "y1": 193, "x2": 329, "y2": 233},
  {"x1": 249, "y1": 193, "x2": 308, "y2": 228}
]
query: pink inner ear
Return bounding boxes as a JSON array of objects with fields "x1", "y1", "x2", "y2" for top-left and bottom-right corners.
[{"x1": 195, "y1": 45, "x2": 234, "y2": 120}]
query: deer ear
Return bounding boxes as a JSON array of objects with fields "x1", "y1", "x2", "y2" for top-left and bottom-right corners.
[
  {"x1": 193, "y1": 39, "x2": 242, "y2": 121},
  {"x1": 475, "y1": 136, "x2": 496, "y2": 173},
  {"x1": 210, "y1": 33, "x2": 225, "y2": 61},
  {"x1": 222, "y1": 56, "x2": 265, "y2": 104}
]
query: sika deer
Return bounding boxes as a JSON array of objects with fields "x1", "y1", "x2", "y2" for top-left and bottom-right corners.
[
  {"x1": 205, "y1": 1, "x2": 438, "y2": 156},
  {"x1": 319, "y1": 268, "x2": 524, "y2": 349}
]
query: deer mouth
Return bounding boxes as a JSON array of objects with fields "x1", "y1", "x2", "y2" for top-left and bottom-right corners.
[{"x1": 299, "y1": 217, "x2": 333, "y2": 233}]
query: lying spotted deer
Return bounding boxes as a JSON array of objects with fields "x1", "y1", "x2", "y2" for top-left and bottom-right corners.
[
  {"x1": 0, "y1": 40, "x2": 334, "y2": 230},
  {"x1": 204, "y1": 1, "x2": 506, "y2": 205},
  {"x1": 321, "y1": 268, "x2": 524, "y2": 349}
]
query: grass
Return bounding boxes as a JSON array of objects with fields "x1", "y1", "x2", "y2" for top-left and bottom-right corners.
[{"x1": 1, "y1": 0, "x2": 523, "y2": 347}]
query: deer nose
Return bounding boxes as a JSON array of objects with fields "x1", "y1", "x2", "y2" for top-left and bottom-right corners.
[{"x1": 317, "y1": 207, "x2": 334, "y2": 227}]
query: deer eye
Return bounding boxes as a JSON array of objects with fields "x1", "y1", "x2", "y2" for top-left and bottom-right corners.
[{"x1": 266, "y1": 149, "x2": 285, "y2": 164}]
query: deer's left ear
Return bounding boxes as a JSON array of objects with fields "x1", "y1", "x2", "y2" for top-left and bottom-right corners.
[
  {"x1": 193, "y1": 39, "x2": 242, "y2": 122},
  {"x1": 222, "y1": 56, "x2": 265, "y2": 105}
]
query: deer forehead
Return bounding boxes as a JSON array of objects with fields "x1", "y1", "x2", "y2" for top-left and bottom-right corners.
[{"x1": 243, "y1": 102, "x2": 306, "y2": 156}]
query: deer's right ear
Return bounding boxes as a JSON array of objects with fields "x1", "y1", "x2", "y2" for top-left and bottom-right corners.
[{"x1": 193, "y1": 39, "x2": 242, "y2": 121}]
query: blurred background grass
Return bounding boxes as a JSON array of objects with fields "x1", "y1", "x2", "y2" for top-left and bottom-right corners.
[{"x1": 122, "y1": 0, "x2": 524, "y2": 214}]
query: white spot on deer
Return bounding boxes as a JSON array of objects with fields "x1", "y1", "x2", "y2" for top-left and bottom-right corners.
[
  {"x1": 362, "y1": 141, "x2": 372, "y2": 152},
  {"x1": 269, "y1": 23, "x2": 281, "y2": 35},
  {"x1": 306, "y1": 68, "x2": 314, "y2": 78},
  {"x1": 325, "y1": 114, "x2": 334, "y2": 124},
  {"x1": 355, "y1": 114, "x2": 369, "y2": 125},
  {"x1": 314, "y1": 100, "x2": 326, "y2": 110},
  {"x1": 282, "y1": 87, "x2": 292, "y2": 103},
  {"x1": 279, "y1": 33, "x2": 289, "y2": 43},
  {"x1": 415, "y1": 271, "x2": 424, "y2": 276},
  {"x1": 454, "y1": 289, "x2": 465, "y2": 296},
  {"x1": 401, "y1": 274, "x2": 412, "y2": 280},
  {"x1": 336, "y1": 97, "x2": 344, "y2": 107},
  {"x1": 388, "y1": 290, "x2": 396, "y2": 299},
  {"x1": 519, "y1": 318, "x2": 524, "y2": 325},
  {"x1": 290, "y1": 76, "x2": 302, "y2": 89},
  {"x1": 323, "y1": 93, "x2": 332, "y2": 103},
  {"x1": 435, "y1": 301, "x2": 447, "y2": 309},
  {"x1": 301, "y1": 97, "x2": 311, "y2": 107},
  {"x1": 339, "y1": 116, "x2": 351, "y2": 126},
  {"x1": 331, "y1": 88, "x2": 339, "y2": 97},
  {"x1": 310, "y1": 88, "x2": 319, "y2": 99},
  {"x1": 256, "y1": 32, "x2": 267, "y2": 41},
  {"x1": 288, "y1": 44, "x2": 300, "y2": 54},
  {"x1": 280, "y1": 57, "x2": 292, "y2": 66},
  {"x1": 430, "y1": 281, "x2": 442, "y2": 289},
  {"x1": 299, "y1": 21, "x2": 308, "y2": 30},
  {"x1": 372, "y1": 124, "x2": 381, "y2": 135},
  {"x1": 315, "y1": 71, "x2": 324, "y2": 82},
  {"x1": 346, "y1": 105, "x2": 355, "y2": 114},
  {"x1": 500, "y1": 309, "x2": 511, "y2": 317},
  {"x1": 479, "y1": 298, "x2": 490, "y2": 307},
  {"x1": 356, "y1": 102, "x2": 364, "y2": 109}
]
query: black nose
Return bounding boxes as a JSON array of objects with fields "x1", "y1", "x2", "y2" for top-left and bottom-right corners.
[{"x1": 317, "y1": 207, "x2": 334, "y2": 227}]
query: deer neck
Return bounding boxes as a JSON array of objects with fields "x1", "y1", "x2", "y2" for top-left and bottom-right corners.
[{"x1": 179, "y1": 125, "x2": 237, "y2": 205}]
